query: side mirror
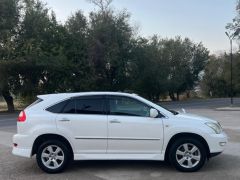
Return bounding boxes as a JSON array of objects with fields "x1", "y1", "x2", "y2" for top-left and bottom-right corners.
[{"x1": 150, "y1": 108, "x2": 159, "y2": 118}]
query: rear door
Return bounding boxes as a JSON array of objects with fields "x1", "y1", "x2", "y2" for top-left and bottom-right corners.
[
  {"x1": 55, "y1": 95, "x2": 108, "y2": 154},
  {"x1": 107, "y1": 95, "x2": 164, "y2": 154}
]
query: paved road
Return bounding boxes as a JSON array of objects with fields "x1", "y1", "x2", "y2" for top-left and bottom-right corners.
[
  {"x1": 0, "y1": 113, "x2": 17, "y2": 133},
  {"x1": 0, "y1": 99, "x2": 240, "y2": 179},
  {"x1": 160, "y1": 97, "x2": 240, "y2": 109}
]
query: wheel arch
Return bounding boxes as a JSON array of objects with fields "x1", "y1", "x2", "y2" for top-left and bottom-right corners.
[
  {"x1": 31, "y1": 133, "x2": 74, "y2": 158},
  {"x1": 164, "y1": 132, "x2": 210, "y2": 161}
]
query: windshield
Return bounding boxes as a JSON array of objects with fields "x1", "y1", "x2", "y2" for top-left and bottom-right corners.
[
  {"x1": 156, "y1": 103, "x2": 179, "y2": 115},
  {"x1": 134, "y1": 95, "x2": 179, "y2": 115}
]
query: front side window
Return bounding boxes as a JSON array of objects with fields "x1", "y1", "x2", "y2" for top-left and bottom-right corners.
[{"x1": 109, "y1": 96, "x2": 150, "y2": 117}]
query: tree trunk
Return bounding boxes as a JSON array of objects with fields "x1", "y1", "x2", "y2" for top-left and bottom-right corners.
[
  {"x1": 176, "y1": 92, "x2": 180, "y2": 101},
  {"x1": 1, "y1": 90, "x2": 14, "y2": 112},
  {"x1": 169, "y1": 92, "x2": 176, "y2": 101}
]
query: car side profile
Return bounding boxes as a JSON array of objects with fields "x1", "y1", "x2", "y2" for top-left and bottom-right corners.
[{"x1": 12, "y1": 92, "x2": 227, "y2": 173}]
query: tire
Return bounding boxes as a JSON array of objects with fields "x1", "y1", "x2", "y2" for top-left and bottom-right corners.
[
  {"x1": 36, "y1": 140, "x2": 72, "y2": 173},
  {"x1": 168, "y1": 137, "x2": 207, "y2": 172}
]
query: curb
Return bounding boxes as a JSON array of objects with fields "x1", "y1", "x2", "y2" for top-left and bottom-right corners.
[{"x1": 215, "y1": 107, "x2": 240, "y2": 111}]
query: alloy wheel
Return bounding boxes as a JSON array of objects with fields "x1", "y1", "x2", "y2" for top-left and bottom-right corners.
[
  {"x1": 41, "y1": 145, "x2": 65, "y2": 169},
  {"x1": 175, "y1": 143, "x2": 201, "y2": 169}
]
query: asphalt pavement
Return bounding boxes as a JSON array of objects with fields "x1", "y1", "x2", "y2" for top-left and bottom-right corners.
[
  {"x1": 160, "y1": 97, "x2": 240, "y2": 109},
  {"x1": 0, "y1": 113, "x2": 18, "y2": 133}
]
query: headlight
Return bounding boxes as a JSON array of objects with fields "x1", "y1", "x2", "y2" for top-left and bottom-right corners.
[{"x1": 205, "y1": 122, "x2": 222, "y2": 134}]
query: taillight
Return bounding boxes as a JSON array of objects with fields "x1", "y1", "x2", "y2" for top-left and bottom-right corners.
[{"x1": 18, "y1": 111, "x2": 26, "y2": 122}]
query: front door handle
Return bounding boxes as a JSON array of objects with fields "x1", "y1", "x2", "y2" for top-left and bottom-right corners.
[
  {"x1": 59, "y1": 118, "x2": 70, "y2": 122},
  {"x1": 110, "y1": 119, "x2": 121, "y2": 124}
]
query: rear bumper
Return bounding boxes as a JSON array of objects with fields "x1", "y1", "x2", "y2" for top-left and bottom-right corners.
[
  {"x1": 12, "y1": 134, "x2": 33, "y2": 158},
  {"x1": 12, "y1": 147, "x2": 32, "y2": 158}
]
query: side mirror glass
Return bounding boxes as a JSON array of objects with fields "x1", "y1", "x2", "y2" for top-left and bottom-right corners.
[{"x1": 150, "y1": 108, "x2": 159, "y2": 118}]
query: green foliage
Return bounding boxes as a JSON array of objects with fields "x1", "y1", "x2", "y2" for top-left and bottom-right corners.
[
  {"x1": 130, "y1": 36, "x2": 169, "y2": 100},
  {"x1": 130, "y1": 36, "x2": 208, "y2": 100},
  {"x1": 0, "y1": 0, "x2": 19, "y2": 53},
  {"x1": 88, "y1": 9, "x2": 134, "y2": 91},
  {"x1": 201, "y1": 54, "x2": 240, "y2": 97}
]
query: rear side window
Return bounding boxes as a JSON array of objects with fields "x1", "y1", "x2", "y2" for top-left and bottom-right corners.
[
  {"x1": 46, "y1": 100, "x2": 69, "y2": 113},
  {"x1": 46, "y1": 96, "x2": 105, "y2": 114},
  {"x1": 76, "y1": 98, "x2": 104, "y2": 114},
  {"x1": 62, "y1": 100, "x2": 76, "y2": 114}
]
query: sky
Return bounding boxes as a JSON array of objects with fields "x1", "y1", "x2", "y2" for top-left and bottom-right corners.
[{"x1": 42, "y1": 0, "x2": 238, "y2": 54}]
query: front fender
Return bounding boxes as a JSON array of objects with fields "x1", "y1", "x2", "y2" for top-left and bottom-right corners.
[{"x1": 162, "y1": 123, "x2": 210, "y2": 154}]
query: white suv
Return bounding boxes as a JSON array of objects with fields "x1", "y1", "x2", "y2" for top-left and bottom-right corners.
[{"x1": 12, "y1": 92, "x2": 227, "y2": 173}]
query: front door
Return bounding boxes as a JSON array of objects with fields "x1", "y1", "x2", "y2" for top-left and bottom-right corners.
[{"x1": 107, "y1": 95, "x2": 164, "y2": 154}]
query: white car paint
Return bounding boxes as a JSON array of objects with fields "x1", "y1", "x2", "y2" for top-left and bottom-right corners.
[{"x1": 12, "y1": 92, "x2": 227, "y2": 161}]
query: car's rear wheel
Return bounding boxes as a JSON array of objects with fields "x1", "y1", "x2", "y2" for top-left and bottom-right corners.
[
  {"x1": 169, "y1": 137, "x2": 207, "y2": 172},
  {"x1": 36, "y1": 140, "x2": 71, "y2": 173}
]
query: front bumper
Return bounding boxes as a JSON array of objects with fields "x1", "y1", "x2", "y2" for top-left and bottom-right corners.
[
  {"x1": 209, "y1": 152, "x2": 222, "y2": 158},
  {"x1": 207, "y1": 131, "x2": 228, "y2": 154}
]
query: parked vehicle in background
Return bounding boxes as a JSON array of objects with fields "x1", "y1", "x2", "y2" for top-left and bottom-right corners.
[{"x1": 12, "y1": 92, "x2": 227, "y2": 173}]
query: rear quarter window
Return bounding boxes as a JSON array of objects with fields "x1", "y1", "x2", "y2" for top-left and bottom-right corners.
[{"x1": 46, "y1": 100, "x2": 69, "y2": 113}]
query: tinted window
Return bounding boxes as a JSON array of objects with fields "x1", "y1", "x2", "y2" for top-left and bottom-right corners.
[
  {"x1": 109, "y1": 96, "x2": 150, "y2": 117},
  {"x1": 76, "y1": 98, "x2": 104, "y2": 114},
  {"x1": 62, "y1": 100, "x2": 76, "y2": 114},
  {"x1": 46, "y1": 100, "x2": 68, "y2": 113}
]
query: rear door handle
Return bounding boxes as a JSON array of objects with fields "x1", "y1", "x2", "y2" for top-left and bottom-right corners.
[
  {"x1": 59, "y1": 118, "x2": 70, "y2": 122},
  {"x1": 110, "y1": 119, "x2": 121, "y2": 124}
]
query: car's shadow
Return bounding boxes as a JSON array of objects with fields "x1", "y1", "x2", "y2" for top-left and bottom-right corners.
[
  {"x1": 71, "y1": 159, "x2": 171, "y2": 170},
  {"x1": 67, "y1": 153, "x2": 239, "y2": 173}
]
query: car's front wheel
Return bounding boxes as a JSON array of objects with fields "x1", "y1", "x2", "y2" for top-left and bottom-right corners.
[
  {"x1": 169, "y1": 137, "x2": 207, "y2": 172},
  {"x1": 36, "y1": 140, "x2": 71, "y2": 173}
]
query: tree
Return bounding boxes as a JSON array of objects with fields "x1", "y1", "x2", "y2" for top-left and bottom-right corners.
[
  {"x1": 63, "y1": 11, "x2": 95, "y2": 91},
  {"x1": 201, "y1": 54, "x2": 240, "y2": 97},
  {"x1": 130, "y1": 36, "x2": 169, "y2": 100},
  {"x1": 162, "y1": 37, "x2": 208, "y2": 100},
  {"x1": 88, "y1": 0, "x2": 134, "y2": 91},
  {"x1": 201, "y1": 55, "x2": 228, "y2": 97},
  {"x1": 0, "y1": 0, "x2": 211, "y2": 111},
  {"x1": 11, "y1": 0, "x2": 63, "y2": 99},
  {"x1": 224, "y1": 0, "x2": 240, "y2": 97},
  {"x1": 0, "y1": 0, "x2": 20, "y2": 111},
  {"x1": 87, "y1": 0, "x2": 113, "y2": 12},
  {"x1": 226, "y1": 0, "x2": 240, "y2": 40}
]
